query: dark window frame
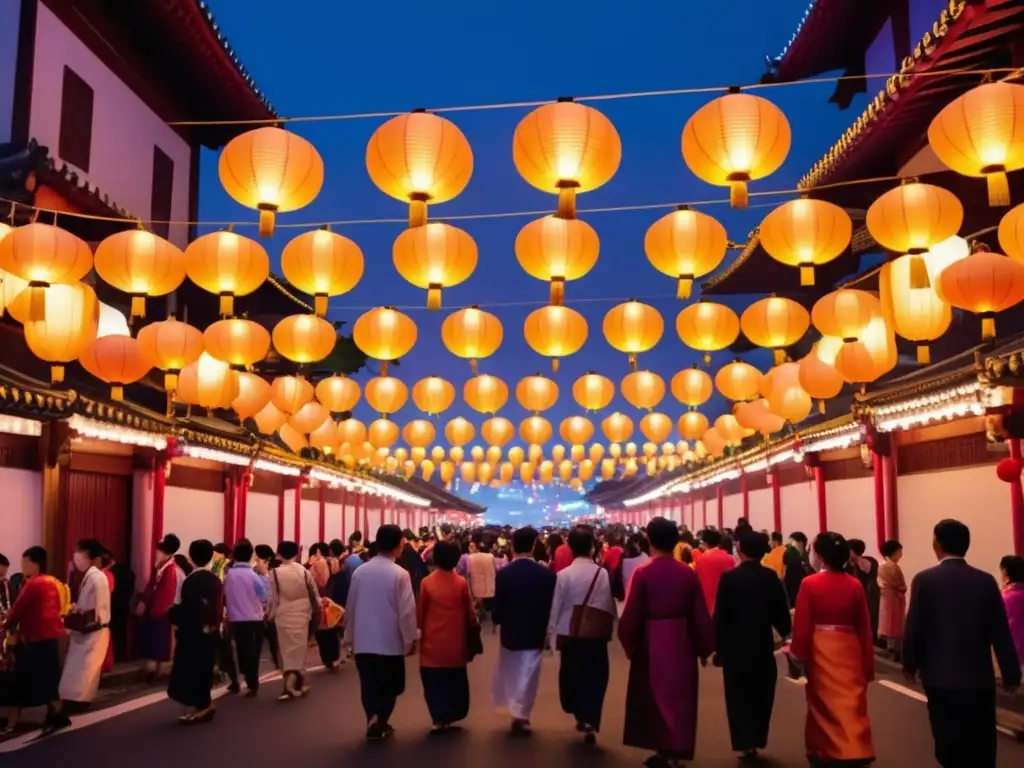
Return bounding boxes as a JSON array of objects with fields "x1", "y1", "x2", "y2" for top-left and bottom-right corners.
[
  {"x1": 151, "y1": 146, "x2": 174, "y2": 239},
  {"x1": 58, "y1": 65, "x2": 93, "y2": 172}
]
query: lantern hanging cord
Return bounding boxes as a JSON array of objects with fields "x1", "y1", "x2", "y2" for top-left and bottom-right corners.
[
  {"x1": 322, "y1": 292, "x2": 685, "y2": 313},
  {"x1": 165, "y1": 67, "x2": 1021, "y2": 127}
]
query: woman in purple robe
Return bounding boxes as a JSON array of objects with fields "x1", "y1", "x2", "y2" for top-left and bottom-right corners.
[{"x1": 619, "y1": 517, "x2": 714, "y2": 767}]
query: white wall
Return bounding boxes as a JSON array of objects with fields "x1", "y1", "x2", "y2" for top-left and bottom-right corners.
[
  {"x1": 747, "y1": 487, "x2": 773, "y2": 532},
  {"x1": 163, "y1": 486, "x2": 222, "y2": 553},
  {"x1": 343, "y1": 496, "x2": 358, "y2": 540},
  {"x1": 722, "y1": 492, "x2": 743, "y2": 530},
  {"x1": 245, "y1": 492, "x2": 278, "y2": 549},
  {"x1": 897, "y1": 465, "x2": 1012, "y2": 586},
  {"x1": 299, "y1": 499, "x2": 318, "y2": 555},
  {"x1": 130, "y1": 468, "x2": 154, "y2": 589},
  {"x1": 0, "y1": 467, "x2": 42, "y2": 576},
  {"x1": 780, "y1": 481, "x2": 820, "y2": 541},
  {"x1": 281, "y1": 489, "x2": 297, "y2": 544},
  {"x1": 825, "y1": 477, "x2": 878, "y2": 557},
  {"x1": 30, "y1": 5, "x2": 192, "y2": 247},
  {"x1": 0, "y1": 0, "x2": 21, "y2": 143},
  {"x1": 324, "y1": 502, "x2": 343, "y2": 543}
]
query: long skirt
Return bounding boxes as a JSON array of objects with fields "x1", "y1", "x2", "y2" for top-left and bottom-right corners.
[
  {"x1": 805, "y1": 626, "x2": 874, "y2": 763},
  {"x1": 420, "y1": 666, "x2": 470, "y2": 725},
  {"x1": 11, "y1": 639, "x2": 61, "y2": 708},
  {"x1": 59, "y1": 629, "x2": 110, "y2": 703},
  {"x1": 168, "y1": 632, "x2": 217, "y2": 710},
  {"x1": 275, "y1": 611, "x2": 308, "y2": 674},
  {"x1": 140, "y1": 616, "x2": 173, "y2": 663},
  {"x1": 491, "y1": 647, "x2": 543, "y2": 721},
  {"x1": 557, "y1": 638, "x2": 609, "y2": 731},
  {"x1": 723, "y1": 659, "x2": 777, "y2": 752},
  {"x1": 315, "y1": 628, "x2": 340, "y2": 667},
  {"x1": 354, "y1": 653, "x2": 406, "y2": 724},
  {"x1": 877, "y1": 592, "x2": 905, "y2": 640}
]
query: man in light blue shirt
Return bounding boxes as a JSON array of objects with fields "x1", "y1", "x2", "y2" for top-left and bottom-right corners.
[{"x1": 222, "y1": 539, "x2": 267, "y2": 696}]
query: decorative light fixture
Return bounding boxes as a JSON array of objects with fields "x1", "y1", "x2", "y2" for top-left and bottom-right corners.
[{"x1": 69, "y1": 415, "x2": 167, "y2": 450}]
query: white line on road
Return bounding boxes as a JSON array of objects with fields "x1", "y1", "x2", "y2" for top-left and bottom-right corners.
[{"x1": 877, "y1": 680, "x2": 927, "y2": 702}]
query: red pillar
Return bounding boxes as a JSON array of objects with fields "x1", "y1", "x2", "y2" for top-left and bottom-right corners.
[
  {"x1": 872, "y1": 451, "x2": 886, "y2": 553},
  {"x1": 740, "y1": 472, "x2": 749, "y2": 521},
  {"x1": 702, "y1": 494, "x2": 707, "y2": 529},
  {"x1": 236, "y1": 470, "x2": 249, "y2": 542},
  {"x1": 1011, "y1": 439, "x2": 1024, "y2": 556},
  {"x1": 363, "y1": 494, "x2": 370, "y2": 538},
  {"x1": 340, "y1": 488, "x2": 348, "y2": 541},
  {"x1": 151, "y1": 455, "x2": 166, "y2": 553},
  {"x1": 814, "y1": 464, "x2": 827, "y2": 535},
  {"x1": 770, "y1": 470, "x2": 782, "y2": 533},
  {"x1": 352, "y1": 491, "x2": 362, "y2": 535},
  {"x1": 882, "y1": 453, "x2": 899, "y2": 544},
  {"x1": 716, "y1": 485, "x2": 724, "y2": 529},
  {"x1": 318, "y1": 483, "x2": 326, "y2": 543},
  {"x1": 293, "y1": 474, "x2": 302, "y2": 545},
  {"x1": 277, "y1": 486, "x2": 285, "y2": 544},
  {"x1": 223, "y1": 471, "x2": 236, "y2": 545}
]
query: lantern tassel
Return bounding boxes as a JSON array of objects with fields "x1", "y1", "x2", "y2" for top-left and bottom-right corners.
[
  {"x1": 556, "y1": 186, "x2": 577, "y2": 219},
  {"x1": 981, "y1": 315, "x2": 996, "y2": 340},
  {"x1": 427, "y1": 284, "x2": 442, "y2": 311},
  {"x1": 50, "y1": 365, "x2": 64, "y2": 384},
  {"x1": 218, "y1": 293, "x2": 234, "y2": 317},
  {"x1": 628, "y1": 353, "x2": 637, "y2": 372},
  {"x1": 164, "y1": 371, "x2": 179, "y2": 392},
  {"x1": 130, "y1": 295, "x2": 146, "y2": 318},
  {"x1": 908, "y1": 255, "x2": 931, "y2": 289},
  {"x1": 987, "y1": 171, "x2": 1011, "y2": 207},
  {"x1": 773, "y1": 349, "x2": 785, "y2": 365},
  {"x1": 111, "y1": 385, "x2": 124, "y2": 401},
  {"x1": 470, "y1": 358, "x2": 478, "y2": 376},
  {"x1": 677, "y1": 276, "x2": 693, "y2": 299},
  {"x1": 551, "y1": 358, "x2": 560, "y2": 373},
  {"x1": 409, "y1": 197, "x2": 428, "y2": 228},
  {"x1": 257, "y1": 204, "x2": 277, "y2": 238},
  {"x1": 549, "y1": 277, "x2": 565, "y2": 306},
  {"x1": 314, "y1": 294, "x2": 328, "y2": 316},
  {"x1": 703, "y1": 352, "x2": 711, "y2": 366},
  {"x1": 800, "y1": 265, "x2": 815, "y2": 287},
  {"x1": 818, "y1": 399, "x2": 826, "y2": 415},
  {"x1": 916, "y1": 345, "x2": 931, "y2": 365},
  {"x1": 28, "y1": 284, "x2": 47, "y2": 322},
  {"x1": 729, "y1": 181, "x2": 748, "y2": 209}
]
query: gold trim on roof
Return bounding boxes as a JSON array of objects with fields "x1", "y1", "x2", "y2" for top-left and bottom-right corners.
[
  {"x1": 266, "y1": 274, "x2": 314, "y2": 313},
  {"x1": 702, "y1": 228, "x2": 761, "y2": 290}
]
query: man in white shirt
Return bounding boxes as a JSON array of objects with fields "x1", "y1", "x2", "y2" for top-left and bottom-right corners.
[{"x1": 343, "y1": 524, "x2": 417, "y2": 742}]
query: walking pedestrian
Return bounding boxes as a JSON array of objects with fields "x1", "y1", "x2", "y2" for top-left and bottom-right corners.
[
  {"x1": 137, "y1": 534, "x2": 183, "y2": 681},
  {"x1": 693, "y1": 528, "x2": 734, "y2": 615},
  {"x1": 877, "y1": 540, "x2": 907, "y2": 660},
  {"x1": 223, "y1": 539, "x2": 267, "y2": 697},
  {"x1": 267, "y1": 541, "x2": 317, "y2": 701}
]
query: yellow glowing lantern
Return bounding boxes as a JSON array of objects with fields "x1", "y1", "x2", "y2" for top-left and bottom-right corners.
[
  {"x1": 441, "y1": 306, "x2": 502, "y2": 373},
  {"x1": 176, "y1": 352, "x2": 239, "y2": 409},
  {"x1": 508, "y1": 446, "x2": 525, "y2": 467},
  {"x1": 401, "y1": 459, "x2": 415, "y2": 478},
  {"x1": 472, "y1": 444, "x2": 486, "y2": 463},
  {"x1": 551, "y1": 444, "x2": 566, "y2": 464},
  {"x1": 412, "y1": 376, "x2": 455, "y2": 415},
  {"x1": 880, "y1": 253, "x2": 952, "y2": 364},
  {"x1": 393, "y1": 222, "x2": 477, "y2": 309},
  {"x1": 278, "y1": 423, "x2": 308, "y2": 454},
  {"x1": 866, "y1": 182, "x2": 963, "y2": 257},
  {"x1": 500, "y1": 462, "x2": 515, "y2": 485},
  {"x1": 288, "y1": 401, "x2": 330, "y2": 434},
  {"x1": 368, "y1": 418, "x2": 400, "y2": 449},
  {"x1": 644, "y1": 206, "x2": 728, "y2": 298},
  {"x1": 834, "y1": 316, "x2": 898, "y2": 384},
  {"x1": 715, "y1": 359, "x2": 762, "y2": 402},
  {"x1": 603, "y1": 300, "x2": 664, "y2": 369},
  {"x1": 270, "y1": 375, "x2": 314, "y2": 414},
  {"x1": 0, "y1": 268, "x2": 29, "y2": 319},
  {"x1": 675, "y1": 301, "x2": 740, "y2": 364},
  {"x1": 78, "y1": 336, "x2": 152, "y2": 400},
  {"x1": 523, "y1": 304, "x2": 588, "y2": 372},
  {"x1": 486, "y1": 445, "x2": 502, "y2": 465},
  {"x1": 621, "y1": 370, "x2": 666, "y2": 410},
  {"x1": 439, "y1": 460, "x2": 454, "y2": 484},
  {"x1": 527, "y1": 444, "x2": 543, "y2": 465},
  {"x1": 600, "y1": 458, "x2": 616, "y2": 481},
  {"x1": 136, "y1": 317, "x2": 203, "y2": 391},
  {"x1": 925, "y1": 235, "x2": 971, "y2": 286},
  {"x1": 460, "y1": 461, "x2": 476, "y2": 484},
  {"x1": 513, "y1": 100, "x2": 621, "y2": 219},
  {"x1": 403, "y1": 419, "x2": 436, "y2": 448},
  {"x1": 572, "y1": 372, "x2": 614, "y2": 411},
  {"x1": 938, "y1": 245, "x2": 1024, "y2": 339},
  {"x1": 450, "y1": 446, "x2": 465, "y2": 464},
  {"x1": 337, "y1": 418, "x2": 367, "y2": 446},
  {"x1": 219, "y1": 126, "x2": 323, "y2": 237},
  {"x1": 998, "y1": 204, "x2": 1024, "y2": 263},
  {"x1": 559, "y1": 416, "x2": 594, "y2": 446},
  {"x1": 464, "y1": 374, "x2": 508, "y2": 414},
  {"x1": 671, "y1": 365, "x2": 713, "y2": 407},
  {"x1": 740, "y1": 295, "x2": 810, "y2": 364},
  {"x1": 759, "y1": 197, "x2": 852, "y2": 286},
  {"x1": 640, "y1": 413, "x2": 673, "y2": 443},
  {"x1": 0, "y1": 223, "x2": 92, "y2": 321},
  {"x1": 253, "y1": 401, "x2": 288, "y2": 434},
  {"x1": 520, "y1": 416, "x2": 553, "y2": 445},
  {"x1": 353, "y1": 307, "x2": 417, "y2": 372},
  {"x1": 578, "y1": 458, "x2": 593, "y2": 480},
  {"x1": 798, "y1": 345, "x2": 843, "y2": 413},
  {"x1": 608, "y1": 443, "x2": 622, "y2": 460},
  {"x1": 589, "y1": 443, "x2": 605, "y2": 464},
  {"x1": 516, "y1": 374, "x2": 559, "y2": 412},
  {"x1": 23, "y1": 283, "x2": 98, "y2": 382},
  {"x1": 394, "y1": 446, "x2": 409, "y2": 465},
  {"x1": 429, "y1": 446, "x2": 444, "y2": 464},
  {"x1": 184, "y1": 230, "x2": 269, "y2": 316},
  {"x1": 702, "y1": 427, "x2": 727, "y2": 458},
  {"x1": 445, "y1": 417, "x2": 475, "y2": 446},
  {"x1": 280, "y1": 228, "x2": 364, "y2": 316},
  {"x1": 602, "y1": 411, "x2": 633, "y2": 443},
  {"x1": 928, "y1": 82, "x2": 1024, "y2": 207},
  {"x1": 763, "y1": 363, "x2": 812, "y2": 423},
  {"x1": 682, "y1": 90, "x2": 791, "y2": 208},
  {"x1": 520, "y1": 462, "x2": 536, "y2": 484},
  {"x1": 94, "y1": 229, "x2": 186, "y2": 317},
  {"x1": 713, "y1": 414, "x2": 742, "y2": 444},
  {"x1": 571, "y1": 444, "x2": 585, "y2": 463},
  {"x1": 478, "y1": 462, "x2": 495, "y2": 485},
  {"x1": 558, "y1": 460, "x2": 573, "y2": 484},
  {"x1": 539, "y1": 461, "x2": 555, "y2": 484},
  {"x1": 315, "y1": 375, "x2": 360, "y2": 413},
  {"x1": 515, "y1": 216, "x2": 600, "y2": 305},
  {"x1": 421, "y1": 459, "x2": 436, "y2": 482},
  {"x1": 232, "y1": 372, "x2": 273, "y2": 419},
  {"x1": 272, "y1": 314, "x2": 337, "y2": 365},
  {"x1": 678, "y1": 411, "x2": 709, "y2": 441},
  {"x1": 365, "y1": 375, "x2": 409, "y2": 415},
  {"x1": 811, "y1": 289, "x2": 881, "y2": 341},
  {"x1": 366, "y1": 111, "x2": 473, "y2": 227},
  {"x1": 203, "y1": 318, "x2": 271, "y2": 368},
  {"x1": 482, "y1": 417, "x2": 515, "y2": 447}
]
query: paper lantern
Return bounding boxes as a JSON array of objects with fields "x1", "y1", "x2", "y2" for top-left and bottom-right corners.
[
  {"x1": 203, "y1": 318, "x2": 271, "y2": 367},
  {"x1": 602, "y1": 411, "x2": 634, "y2": 443},
  {"x1": 600, "y1": 458, "x2": 616, "y2": 481},
  {"x1": 278, "y1": 423, "x2": 308, "y2": 454},
  {"x1": 253, "y1": 401, "x2": 288, "y2": 434},
  {"x1": 96, "y1": 303, "x2": 130, "y2": 340},
  {"x1": 759, "y1": 197, "x2": 852, "y2": 286},
  {"x1": 513, "y1": 375, "x2": 557, "y2": 415},
  {"x1": 880, "y1": 253, "x2": 952, "y2": 364},
  {"x1": 176, "y1": 352, "x2": 239, "y2": 409},
  {"x1": 557, "y1": 460, "x2": 572, "y2": 484},
  {"x1": 184, "y1": 231, "x2": 269, "y2": 316},
  {"x1": 798, "y1": 345, "x2": 843, "y2": 413},
  {"x1": 231, "y1": 372, "x2": 273, "y2": 419},
  {"x1": 834, "y1": 317, "x2": 898, "y2": 384},
  {"x1": 508, "y1": 446, "x2": 525, "y2": 467},
  {"x1": 998, "y1": 204, "x2": 1024, "y2": 264},
  {"x1": 572, "y1": 372, "x2": 615, "y2": 411},
  {"x1": 366, "y1": 111, "x2": 473, "y2": 226},
  {"x1": 578, "y1": 458, "x2": 593, "y2": 479},
  {"x1": 0, "y1": 268, "x2": 28, "y2": 319},
  {"x1": 675, "y1": 301, "x2": 740, "y2": 363},
  {"x1": 0, "y1": 224, "x2": 92, "y2": 321},
  {"x1": 463, "y1": 374, "x2": 508, "y2": 414},
  {"x1": 485, "y1": 446, "x2": 502, "y2": 468},
  {"x1": 603, "y1": 300, "x2": 664, "y2": 369},
  {"x1": 513, "y1": 100, "x2": 621, "y2": 218},
  {"x1": 136, "y1": 317, "x2": 203, "y2": 391},
  {"x1": 411, "y1": 376, "x2": 455, "y2": 415},
  {"x1": 520, "y1": 461, "x2": 536, "y2": 483},
  {"x1": 280, "y1": 229, "x2": 363, "y2": 316},
  {"x1": 640, "y1": 413, "x2": 673, "y2": 443},
  {"x1": 477, "y1": 461, "x2": 496, "y2": 486},
  {"x1": 925, "y1": 235, "x2": 971, "y2": 286},
  {"x1": 644, "y1": 206, "x2": 728, "y2": 298},
  {"x1": 394, "y1": 447, "x2": 409, "y2": 465},
  {"x1": 219, "y1": 126, "x2": 323, "y2": 237},
  {"x1": 671, "y1": 365, "x2": 713, "y2": 407},
  {"x1": 365, "y1": 375, "x2": 409, "y2": 415},
  {"x1": 559, "y1": 416, "x2": 594, "y2": 446},
  {"x1": 459, "y1": 461, "x2": 477, "y2": 484},
  {"x1": 272, "y1": 314, "x2": 337, "y2": 365},
  {"x1": 571, "y1": 444, "x2": 585, "y2": 464},
  {"x1": 445, "y1": 417, "x2": 475, "y2": 446},
  {"x1": 551, "y1": 444, "x2": 566, "y2": 464},
  {"x1": 702, "y1": 427, "x2": 727, "y2": 457},
  {"x1": 866, "y1": 182, "x2": 963, "y2": 255},
  {"x1": 403, "y1": 419, "x2": 436, "y2": 448},
  {"x1": 589, "y1": 443, "x2": 605, "y2": 464},
  {"x1": 763, "y1": 363, "x2": 812, "y2": 423},
  {"x1": 482, "y1": 417, "x2": 515, "y2": 447},
  {"x1": 937, "y1": 246, "x2": 1024, "y2": 339},
  {"x1": 439, "y1": 460, "x2": 454, "y2": 484},
  {"x1": 288, "y1": 401, "x2": 330, "y2": 434},
  {"x1": 682, "y1": 90, "x2": 790, "y2": 208},
  {"x1": 928, "y1": 82, "x2": 1024, "y2": 207},
  {"x1": 353, "y1": 307, "x2": 417, "y2": 371},
  {"x1": 23, "y1": 283, "x2": 98, "y2": 382},
  {"x1": 337, "y1": 418, "x2": 367, "y2": 446},
  {"x1": 523, "y1": 304, "x2": 588, "y2": 371},
  {"x1": 500, "y1": 461, "x2": 515, "y2": 485},
  {"x1": 738, "y1": 399, "x2": 785, "y2": 436},
  {"x1": 539, "y1": 461, "x2": 555, "y2": 484},
  {"x1": 515, "y1": 216, "x2": 599, "y2": 304},
  {"x1": 441, "y1": 306, "x2": 502, "y2": 373},
  {"x1": 608, "y1": 443, "x2": 623, "y2": 460},
  {"x1": 94, "y1": 229, "x2": 186, "y2": 317},
  {"x1": 715, "y1": 359, "x2": 762, "y2": 402},
  {"x1": 78, "y1": 336, "x2": 152, "y2": 400},
  {"x1": 271, "y1": 375, "x2": 314, "y2": 414},
  {"x1": 393, "y1": 222, "x2": 477, "y2": 309},
  {"x1": 450, "y1": 445, "x2": 465, "y2": 464},
  {"x1": 520, "y1": 416, "x2": 553, "y2": 445},
  {"x1": 621, "y1": 370, "x2": 666, "y2": 410},
  {"x1": 315, "y1": 375, "x2": 360, "y2": 413},
  {"x1": 811, "y1": 289, "x2": 881, "y2": 341},
  {"x1": 740, "y1": 295, "x2": 810, "y2": 364},
  {"x1": 368, "y1": 418, "x2": 400, "y2": 449}
]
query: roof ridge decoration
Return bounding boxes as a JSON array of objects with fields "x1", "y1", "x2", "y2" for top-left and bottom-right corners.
[
  {"x1": 195, "y1": 0, "x2": 276, "y2": 117},
  {"x1": 772, "y1": 0, "x2": 821, "y2": 64},
  {"x1": 702, "y1": 227, "x2": 761, "y2": 290}
]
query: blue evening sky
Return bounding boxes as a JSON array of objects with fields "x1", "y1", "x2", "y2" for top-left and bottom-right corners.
[{"x1": 197, "y1": 0, "x2": 867, "y2": 441}]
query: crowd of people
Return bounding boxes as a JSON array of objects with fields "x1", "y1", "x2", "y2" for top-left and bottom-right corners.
[{"x1": 0, "y1": 516, "x2": 1023, "y2": 767}]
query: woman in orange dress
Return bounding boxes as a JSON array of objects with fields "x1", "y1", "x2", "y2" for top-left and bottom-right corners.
[{"x1": 791, "y1": 532, "x2": 875, "y2": 766}]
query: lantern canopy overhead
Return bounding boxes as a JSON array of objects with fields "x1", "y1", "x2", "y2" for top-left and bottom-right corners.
[
  {"x1": 515, "y1": 215, "x2": 600, "y2": 305},
  {"x1": 280, "y1": 229, "x2": 364, "y2": 316},
  {"x1": 643, "y1": 206, "x2": 728, "y2": 298},
  {"x1": 603, "y1": 300, "x2": 664, "y2": 369},
  {"x1": 184, "y1": 230, "x2": 270, "y2": 316},
  {"x1": 392, "y1": 222, "x2": 478, "y2": 309},
  {"x1": 758, "y1": 197, "x2": 852, "y2": 286},
  {"x1": 523, "y1": 304, "x2": 588, "y2": 372},
  {"x1": 675, "y1": 301, "x2": 740, "y2": 363},
  {"x1": 94, "y1": 229, "x2": 186, "y2": 317}
]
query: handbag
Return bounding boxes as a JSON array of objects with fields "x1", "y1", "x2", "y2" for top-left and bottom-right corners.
[
  {"x1": 303, "y1": 571, "x2": 323, "y2": 636},
  {"x1": 558, "y1": 568, "x2": 614, "y2": 650},
  {"x1": 466, "y1": 623, "x2": 484, "y2": 661},
  {"x1": 64, "y1": 608, "x2": 101, "y2": 634}
]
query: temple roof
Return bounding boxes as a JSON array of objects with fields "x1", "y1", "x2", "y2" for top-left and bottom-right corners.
[{"x1": 374, "y1": 475, "x2": 486, "y2": 515}]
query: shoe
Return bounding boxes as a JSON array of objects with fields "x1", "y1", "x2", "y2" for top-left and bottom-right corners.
[
  {"x1": 243, "y1": 688, "x2": 258, "y2": 698},
  {"x1": 38, "y1": 714, "x2": 71, "y2": 738},
  {"x1": 191, "y1": 708, "x2": 216, "y2": 724},
  {"x1": 382, "y1": 724, "x2": 395, "y2": 740},
  {"x1": 178, "y1": 713, "x2": 195, "y2": 725},
  {"x1": 429, "y1": 724, "x2": 448, "y2": 736},
  {"x1": 510, "y1": 719, "x2": 532, "y2": 737},
  {"x1": 277, "y1": 690, "x2": 297, "y2": 702},
  {"x1": 366, "y1": 719, "x2": 385, "y2": 742},
  {"x1": 226, "y1": 683, "x2": 241, "y2": 694},
  {"x1": 582, "y1": 724, "x2": 596, "y2": 746}
]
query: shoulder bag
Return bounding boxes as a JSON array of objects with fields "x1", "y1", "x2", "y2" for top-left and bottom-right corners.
[
  {"x1": 303, "y1": 569, "x2": 323, "y2": 637},
  {"x1": 559, "y1": 567, "x2": 614, "y2": 650}
]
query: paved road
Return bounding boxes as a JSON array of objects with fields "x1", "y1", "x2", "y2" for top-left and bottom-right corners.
[{"x1": 3, "y1": 638, "x2": 1023, "y2": 767}]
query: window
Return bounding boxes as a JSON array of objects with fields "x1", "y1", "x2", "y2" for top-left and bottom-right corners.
[
  {"x1": 151, "y1": 146, "x2": 174, "y2": 239},
  {"x1": 58, "y1": 66, "x2": 93, "y2": 172}
]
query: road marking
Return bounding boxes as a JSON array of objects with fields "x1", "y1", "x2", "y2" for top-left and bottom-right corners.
[
  {"x1": 877, "y1": 680, "x2": 927, "y2": 702},
  {"x1": 0, "y1": 665, "x2": 327, "y2": 755}
]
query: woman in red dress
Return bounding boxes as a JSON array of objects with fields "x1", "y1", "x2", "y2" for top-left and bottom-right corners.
[{"x1": 791, "y1": 532, "x2": 875, "y2": 766}]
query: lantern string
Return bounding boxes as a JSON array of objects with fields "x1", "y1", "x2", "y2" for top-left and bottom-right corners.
[{"x1": 164, "y1": 67, "x2": 1020, "y2": 127}]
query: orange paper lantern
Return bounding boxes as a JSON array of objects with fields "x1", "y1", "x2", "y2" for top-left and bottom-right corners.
[
  {"x1": 176, "y1": 352, "x2": 239, "y2": 409},
  {"x1": 515, "y1": 216, "x2": 599, "y2": 304},
  {"x1": 79, "y1": 335, "x2": 153, "y2": 400},
  {"x1": 203, "y1": 318, "x2": 271, "y2": 367},
  {"x1": 523, "y1": 304, "x2": 588, "y2": 371},
  {"x1": 94, "y1": 229, "x2": 186, "y2": 317},
  {"x1": 715, "y1": 359, "x2": 762, "y2": 402},
  {"x1": 811, "y1": 289, "x2": 881, "y2": 341},
  {"x1": 640, "y1": 412, "x2": 673, "y2": 443},
  {"x1": 481, "y1": 417, "x2": 515, "y2": 448},
  {"x1": 441, "y1": 306, "x2": 502, "y2": 373},
  {"x1": 671, "y1": 365, "x2": 713, "y2": 407},
  {"x1": 620, "y1": 370, "x2": 666, "y2": 410},
  {"x1": 937, "y1": 246, "x2": 1024, "y2": 339},
  {"x1": 516, "y1": 374, "x2": 559, "y2": 412},
  {"x1": 644, "y1": 206, "x2": 728, "y2": 298},
  {"x1": 603, "y1": 300, "x2": 664, "y2": 369},
  {"x1": 272, "y1": 314, "x2": 337, "y2": 364},
  {"x1": 798, "y1": 345, "x2": 843, "y2": 413},
  {"x1": 412, "y1": 376, "x2": 455, "y2": 415},
  {"x1": 136, "y1": 316, "x2": 204, "y2": 391},
  {"x1": 866, "y1": 182, "x2": 963, "y2": 255},
  {"x1": 232, "y1": 372, "x2": 273, "y2": 419},
  {"x1": 280, "y1": 228, "x2": 364, "y2": 315},
  {"x1": 463, "y1": 374, "x2": 508, "y2": 414},
  {"x1": 759, "y1": 197, "x2": 852, "y2": 286},
  {"x1": 353, "y1": 307, "x2": 417, "y2": 370},
  {"x1": 677, "y1": 411, "x2": 709, "y2": 441},
  {"x1": 519, "y1": 415, "x2": 553, "y2": 446},
  {"x1": 880, "y1": 253, "x2": 952, "y2": 363},
  {"x1": 184, "y1": 230, "x2": 269, "y2": 316},
  {"x1": 278, "y1": 423, "x2": 308, "y2": 454},
  {"x1": 23, "y1": 283, "x2": 98, "y2": 382},
  {"x1": 740, "y1": 295, "x2": 810, "y2": 364},
  {"x1": 252, "y1": 401, "x2": 288, "y2": 434},
  {"x1": 834, "y1": 316, "x2": 898, "y2": 384},
  {"x1": 368, "y1": 418, "x2": 400, "y2": 449},
  {"x1": 572, "y1": 372, "x2": 615, "y2": 411},
  {"x1": 270, "y1": 375, "x2": 314, "y2": 414},
  {"x1": 365, "y1": 375, "x2": 409, "y2": 415},
  {"x1": 602, "y1": 411, "x2": 634, "y2": 443},
  {"x1": 403, "y1": 419, "x2": 436, "y2": 448},
  {"x1": 675, "y1": 301, "x2": 740, "y2": 364},
  {"x1": 315, "y1": 375, "x2": 360, "y2": 413},
  {"x1": 288, "y1": 401, "x2": 330, "y2": 434},
  {"x1": 393, "y1": 222, "x2": 477, "y2": 309},
  {"x1": 0, "y1": 223, "x2": 92, "y2": 306},
  {"x1": 444, "y1": 417, "x2": 475, "y2": 446},
  {"x1": 337, "y1": 418, "x2": 368, "y2": 446},
  {"x1": 559, "y1": 416, "x2": 594, "y2": 446}
]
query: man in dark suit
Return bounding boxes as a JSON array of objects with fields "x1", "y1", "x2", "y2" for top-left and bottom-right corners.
[
  {"x1": 903, "y1": 519, "x2": 1021, "y2": 768},
  {"x1": 490, "y1": 526, "x2": 557, "y2": 735},
  {"x1": 715, "y1": 531, "x2": 792, "y2": 760}
]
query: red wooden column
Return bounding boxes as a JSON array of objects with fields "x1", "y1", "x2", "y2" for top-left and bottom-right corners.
[
  {"x1": 293, "y1": 474, "x2": 303, "y2": 545},
  {"x1": 318, "y1": 483, "x2": 326, "y2": 542},
  {"x1": 277, "y1": 485, "x2": 285, "y2": 544},
  {"x1": 236, "y1": 469, "x2": 250, "y2": 541},
  {"x1": 151, "y1": 455, "x2": 167, "y2": 553},
  {"x1": 882, "y1": 452, "x2": 899, "y2": 544},
  {"x1": 740, "y1": 471, "x2": 749, "y2": 521},
  {"x1": 871, "y1": 434, "x2": 887, "y2": 553},
  {"x1": 716, "y1": 485, "x2": 724, "y2": 529},
  {"x1": 223, "y1": 470, "x2": 237, "y2": 545},
  {"x1": 352, "y1": 491, "x2": 362, "y2": 536},
  {"x1": 362, "y1": 494, "x2": 370, "y2": 537},
  {"x1": 770, "y1": 470, "x2": 782, "y2": 533},
  {"x1": 1010, "y1": 439, "x2": 1024, "y2": 556},
  {"x1": 815, "y1": 464, "x2": 828, "y2": 534},
  {"x1": 340, "y1": 488, "x2": 349, "y2": 541}
]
